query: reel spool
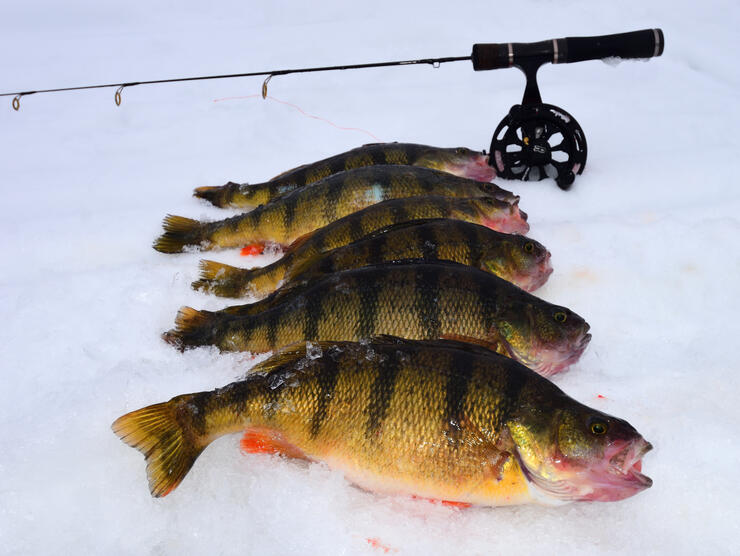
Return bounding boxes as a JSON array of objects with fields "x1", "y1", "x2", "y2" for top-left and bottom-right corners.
[
  {"x1": 472, "y1": 29, "x2": 664, "y2": 190},
  {"x1": 492, "y1": 103, "x2": 586, "y2": 189}
]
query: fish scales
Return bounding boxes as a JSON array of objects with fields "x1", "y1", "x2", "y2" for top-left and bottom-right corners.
[
  {"x1": 113, "y1": 338, "x2": 652, "y2": 504},
  {"x1": 193, "y1": 143, "x2": 497, "y2": 208},
  {"x1": 170, "y1": 262, "x2": 591, "y2": 376},
  {"x1": 192, "y1": 195, "x2": 531, "y2": 298},
  {"x1": 298, "y1": 219, "x2": 551, "y2": 294},
  {"x1": 114, "y1": 340, "x2": 531, "y2": 502},
  {"x1": 154, "y1": 166, "x2": 518, "y2": 253}
]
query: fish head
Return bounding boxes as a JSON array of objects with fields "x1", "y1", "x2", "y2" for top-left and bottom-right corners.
[
  {"x1": 481, "y1": 237, "x2": 552, "y2": 292},
  {"x1": 467, "y1": 197, "x2": 530, "y2": 235},
  {"x1": 494, "y1": 301, "x2": 591, "y2": 377},
  {"x1": 507, "y1": 403, "x2": 653, "y2": 503},
  {"x1": 414, "y1": 147, "x2": 495, "y2": 182}
]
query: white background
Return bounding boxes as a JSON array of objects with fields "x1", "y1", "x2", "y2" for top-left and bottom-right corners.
[{"x1": 1, "y1": 1, "x2": 739, "y2": 554}]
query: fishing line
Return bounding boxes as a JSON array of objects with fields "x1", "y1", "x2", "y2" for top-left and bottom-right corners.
[
  {"x1": 2, "y1": 29, "x2": 664, "y2": 190},
  {"x1": 213, "y1": 94, "x2": 382, "y2": 141}
]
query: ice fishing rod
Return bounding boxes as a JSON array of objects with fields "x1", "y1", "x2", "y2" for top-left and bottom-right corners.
[{"x1": 3, "y1": 28, "x2": 663, "y2": 189}]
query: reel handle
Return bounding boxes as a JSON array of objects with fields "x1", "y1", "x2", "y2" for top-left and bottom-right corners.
[{"x1": 472, "y1": 28, "x2": 664, "y2": 70}]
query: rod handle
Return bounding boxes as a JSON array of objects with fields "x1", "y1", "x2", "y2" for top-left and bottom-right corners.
[
  {"x1": 471, "y1": 28, "x2": 664, "y2": 70},
  {"x1": 564, "y1": 29, "x2": 664, "y2": 63}
]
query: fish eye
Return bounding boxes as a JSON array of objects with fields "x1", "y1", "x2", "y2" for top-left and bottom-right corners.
[
  {"x1": 554, "y1": 311, "x2": 567, "y2": 323},
  {"x1": 590, "y1": 421, "x2": 608, "y2": 435},
  {"x1": 455, "y1": 147, "x2": 467, "y2": 155},
  {"x1": 524, "y1": 242, "x2": 535, "y2": 253}
]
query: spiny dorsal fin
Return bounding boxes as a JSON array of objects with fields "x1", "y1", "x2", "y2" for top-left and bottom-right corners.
[
  {"x1": 247, "y1": 340, "x2": 352, "y2": 375},
  {"x1": 368, "y1": 334, "x2": 504, "y2": 359},
  {"x1": 345, "y1": 217, "x2": 452, "y2": 243},
  {"x1": 218, "y1": 274, "x2": 315, "y2": 317}
]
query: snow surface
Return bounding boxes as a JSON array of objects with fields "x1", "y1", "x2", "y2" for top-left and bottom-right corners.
[{"x1": 1, "y1": 1, "x2": 739, "y2": 554}]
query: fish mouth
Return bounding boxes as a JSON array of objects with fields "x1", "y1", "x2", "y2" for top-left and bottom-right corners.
[
  {"x1": 526, "y1": 328, "x2": 591, "y2": 377},
  {"x1": 517, "y1": 255, "x2": 554, "y2": 292},
  {"x1": 580, "y1": 439, "x2": 653, "y2": 501},
  {"x1": 481, "y1": 204, "x2": 530, "y2": 235},
  {"x1": 452, "y1": 155, "x2": 496, "y2": 182}
]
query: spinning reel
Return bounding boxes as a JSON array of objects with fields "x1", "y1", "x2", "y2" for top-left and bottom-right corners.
[{"x1": 472, "y1": 29, "x2": 664, "y2": 189}]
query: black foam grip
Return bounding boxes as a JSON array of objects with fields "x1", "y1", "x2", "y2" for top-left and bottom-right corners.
[
  {"x1": 564, "y1": 29, "x2": 664, "y2": 63},
  {"x1": 471, "y1": 43, "x2": 511, "y2": 70}
]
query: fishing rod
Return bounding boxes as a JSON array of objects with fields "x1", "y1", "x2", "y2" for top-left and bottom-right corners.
[
  {"x1": 1, "y1": 56, "x2": 470, "y2": 110},
  {"x1": 3, "y1": 28, "x2": 664, "y2": 189}
]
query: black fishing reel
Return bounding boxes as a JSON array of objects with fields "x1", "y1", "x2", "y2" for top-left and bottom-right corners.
[{"x1": 472, "y1": 29, "x2": 664, "y2": 190}]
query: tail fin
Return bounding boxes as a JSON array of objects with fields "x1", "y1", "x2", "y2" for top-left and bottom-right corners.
[
  {"x1": 162, "y1": 306, "x2": 221, "y2": 350},
  {"x1": 192, "y1": 257, "x2": 285, "y2": 299},
  {"x1": 191, "y1": 260, "x2": 253, "y2": 297},
  {"x1": 193, "y1": 181, "x2": 240, "y2": 208},
  {"x1": 153, "y1": 215, "x2": 206, "y2": 253},
  {"x1": 112, "y1": 395, "x2": 205, "y2": 497}
]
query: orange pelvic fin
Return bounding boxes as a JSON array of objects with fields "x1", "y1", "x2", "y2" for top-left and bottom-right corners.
[
  {"x1": 240, "y1": 242, "x2": 266, "y2": 257},
  {"x1": 411, "y1": 494, "x2": 472, "y2": 509},
  {"x1": 239, "y1": 428, "x2": 307, "y2": 460},
  {"x1": 440, "y1": 500, "x2": 472, "y2": 509}
]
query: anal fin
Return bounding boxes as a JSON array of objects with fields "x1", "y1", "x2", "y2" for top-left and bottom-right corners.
[
  {"x1": 241, "y1": 242, "x2": 266, "y2": 257},
  {"x1": 239, "y1": 427, "x2": 307, "y2": 460},
  {"x1": 411, "y1": 494, "x2": 472, "y2": 509}
]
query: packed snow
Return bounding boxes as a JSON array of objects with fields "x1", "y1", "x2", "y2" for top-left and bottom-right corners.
[{"x1": 1, "y1": 1, "x2": 739, "y2": 554}]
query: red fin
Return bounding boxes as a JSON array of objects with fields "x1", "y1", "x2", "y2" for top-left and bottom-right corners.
[
  {"x1": 411, "y1": 494, "x2": 472, "y2": 509},
  {"x1": 440, "y1": 500, "x2": 472, "y2": 509},
  {"x1": 239, "y1": 428, "x2": 307, "y2": 459},
  {"x1": 240, "y1": 242, "x2": 266, "y2": 257}
]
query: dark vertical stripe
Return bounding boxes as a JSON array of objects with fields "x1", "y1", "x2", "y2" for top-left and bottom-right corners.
[
  {"x1": 365, "y1": 233, "x2": 385, "y2": 264},
  {"x1": 265, "y1": 309, "x2": 279, "y2": 350},
  {"x1": 416, "y1": 223, "x2": 439, "y2": 260},
  {"x1": 330, "y1": 158, "x2": 343, "y2": 175},
  {"x1": 324, "y1": 176, "x2": 345, "y2": 224},
  {"x1": 421, "y1": 172, "x2": 437, "y2": 194},
  {"x1": 187, "y1": 392, "x2": 212, "y2": 435},
  {"x1": 365, "y1": 350, "x2": 403, "y2": 438},
  {"x1": 298, "y1": 167, "x2": 311, "y2": 187},
  {"x1": 239, "y1": 315, "x2": 255, "y2": 348},
  {"x1": 348, "y1": 213, "x2": 365, "y2": 243},
  {"x1": 309, "y1": 354, "x2": 341, "y2": 438},
  {"x1": 282, "y1": 192, "x2": 299, "y2": 232},
  {"x1": 381, "y1": 180, "x2": 392, "y2": 202},
  {"x1": 389, "y1": 201, "x2": 410, "y2": 226},
  {"x1": 356, "y1": 279, "x2": 380, "y2": 338},
  {"x1": 415, "y1": 266, "x2": 441, "y2": 339},
  {"x1": 500, "y1": 366, "x2": 529, "y2": 425},
  {"x1": 444, "y1": 351, "x2": 475, "y2": 446},
  {"x1": 303, "y1": 286, "x2": 324, "y2": 341},
  {"x1": 458, "y1": 221, "x2": 482, "y2": 266},
  {"x1": 268, "y1": 181, "x2": 280, "y2": 200}
]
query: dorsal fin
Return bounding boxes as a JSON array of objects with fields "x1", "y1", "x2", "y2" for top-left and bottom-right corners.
[
  {"x1": 247, "y1": 340, "x2": 356, "y2": 374},
  {"x1": 218, "y1": 275, "x2": 315, "y2": 317},
  {"x1": 346, "y1": 217, "x2": 452, "y2": 243},
  {"x1": 367, "y1": 334, "x2": 504, "y2": 359}
]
